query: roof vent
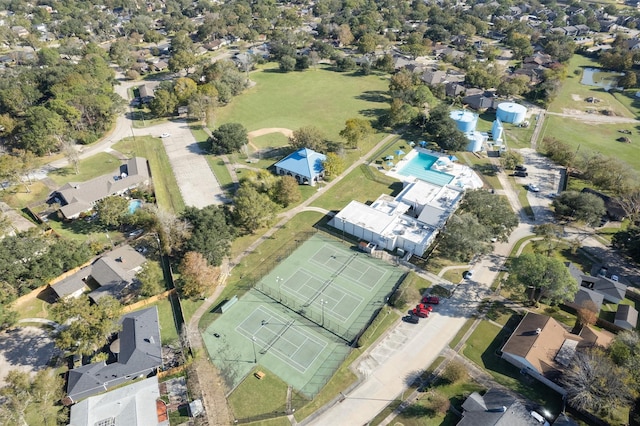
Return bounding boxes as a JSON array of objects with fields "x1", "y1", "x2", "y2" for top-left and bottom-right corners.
[{"x1": 535, "y1": 328, "x2": 541, "y2": 334}]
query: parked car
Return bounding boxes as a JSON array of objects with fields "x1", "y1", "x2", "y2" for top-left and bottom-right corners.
[
  {"x1": 421, "y1": 296, "x2": 440, "y2": 305},
  {"x1": 515, "y1": 164, "x2": 527, "y2": 171},
  {"x1": 463, "y1": 270, "x2": 474, "y2": 279},
  {"x1": 160, "y1": 133, "x2": 171, "y2": 138},
  {"x1": 526, "y1": 183, "x2": 540, "y2": 192},
  {"x1": 409, "y1": 308, "x2": 429, "y2": 318},
  {"x1": 416, "y1": 303, "x2": 433, "y2": 313},
  {"x1": 402, "y1": 315, "x2": 420, "y2": 324},
  {"x1": 513, "y1": 170, "x2": 528, "y2": 177}
]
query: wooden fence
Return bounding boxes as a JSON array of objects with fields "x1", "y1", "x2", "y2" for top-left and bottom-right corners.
[{"x1": 122, "y1": 289, "x2": 176, "y2": 313}]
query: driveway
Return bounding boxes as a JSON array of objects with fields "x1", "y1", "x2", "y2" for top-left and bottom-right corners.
[{"x1": 0, "y1": 326, "x2": 58, "y2": 387}]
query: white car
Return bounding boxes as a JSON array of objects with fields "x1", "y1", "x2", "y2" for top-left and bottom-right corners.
[
  {"x1": 159, "y1": 133, "x2": 171, "y2": 138},
  {"x1": 527, "y1": 183, "x2": 540, "y2": 192}
]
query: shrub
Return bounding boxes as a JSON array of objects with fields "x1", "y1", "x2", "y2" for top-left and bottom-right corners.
[{"x1": 441, "y1": 361, "x2": 468, "y2": 384}]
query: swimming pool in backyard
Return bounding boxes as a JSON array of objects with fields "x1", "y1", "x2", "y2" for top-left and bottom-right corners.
[
  {"x1": 128, "y1": 199, "x2": 143, "y2": 214},
  {"x1": 397, "y1": 152, "x2": 455, "y2": 186}
]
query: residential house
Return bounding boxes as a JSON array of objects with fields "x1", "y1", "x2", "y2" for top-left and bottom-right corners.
[
  {"x1": 50, "y1": 245, "x2": 145, "y2": 302},
  {"x1": 565, "y1": 262, "x2": 604, "y2": 312},
  {"x1": 501, "y1": 312, "x2": 613, "y2": 395},
  {"x1": 65, "y1": 307, "x2": 162, "y2": 403},
  {"x1": 138, "y1": 84, "x2": 154, "y2": 103},
  {"x1": 578, "y1": 273, "x2": 626, "y2": 304},
  {"x1": 51, "y1": 157, "x2": 150, "y2": 220},
  {"x1": 615, "y1": 304, "x2": 638, "y2": 330},
  {"x1": 422, "y1": 70, "x2": 447, "y2": 85},
  {"x1": 457, "y1": 388, "x2": 541, "y2": 426},
  {"x1": 581, "y1": 188, "x2": 626, "y2": 221},
  {"x1": 446, "y1": 82, "x2": 466, "y2": 98},
  {"x1": 88, "y1": 245, "x2": 147, "y2": 303},
  {"x1": 463, "y1": 91, "x2": 499, "y2": 111},
  {"x1": 274, "y1": 148, "x2": 326, "y2": 186},
  {"x1": 68, "y1": 376, "x2": 169, "y2": 426},
  {"x1": 11, "y1": 26, "x2": 29, "y2": 38},
  {"x1": 150, "y1": 60, "x2": 168, "y2": 72}
]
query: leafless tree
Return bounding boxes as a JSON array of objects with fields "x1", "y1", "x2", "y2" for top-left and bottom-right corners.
[{"x1": 561, "y1": 348, "x2": 631, "y2": 415}]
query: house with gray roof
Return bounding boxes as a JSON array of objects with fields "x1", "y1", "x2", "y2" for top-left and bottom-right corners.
[
  {"x1": 565, "y1": 262, "x2": 627, "y2": 304},
  {"x1": 615, "y1": 304, "x2": 638, "y2": 330},
  {"x1": 51, "y1": 268, "x2": 90, "y2": 300},
  {"x1": 51, "y1": 157, "x2": 150, "y2": 220},
  {"x1": 274, "y1": 148, "x2": 326, "y2": 186},
  {"x1": 68, "y1": 376, "x2": 168, "y2": 426},
  {"x1": 458, "y1": 388, "x2": 540, "y2": 425},
  {"x1": 88, "y1": 245, "x2": 146, "y2": 303},
  {"x1": 65, "y1": 307, "x2": 162, "y2": 403}
]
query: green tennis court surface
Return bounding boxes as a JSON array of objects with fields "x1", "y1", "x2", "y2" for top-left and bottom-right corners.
[
  {"x1": 257, "y1": 234, "x2": 404, "y2": 342},
  {"x1": 202, "y1": 233, "x2": 404, "y2": 397}
]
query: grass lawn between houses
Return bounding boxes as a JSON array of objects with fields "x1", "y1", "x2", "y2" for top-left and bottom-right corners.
[{"x1": 48, "y1": 152, "x2": 121, "y2": 186}]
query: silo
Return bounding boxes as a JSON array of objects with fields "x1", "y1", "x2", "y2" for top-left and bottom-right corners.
[
  {"x1": 496, "y1": 102, "x2": 527, "y2": 124},
  {"x1": 491, "y1": 119, "x2": 504, "y2": 141},
  {"x1": 449, "y1": 110, "x2": 478, "y2": 133}
]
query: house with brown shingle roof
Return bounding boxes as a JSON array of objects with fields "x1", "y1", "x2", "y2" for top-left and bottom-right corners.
[{"x1": 501, "y1": 313, "x2": 613, "y2": 395}]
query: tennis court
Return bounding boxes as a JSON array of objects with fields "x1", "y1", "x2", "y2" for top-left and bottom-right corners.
[
  {"x1": 203, "y1": 289, "x2": 350, "y2": 397},
  {"x1": 257, "y1": 233, "x2": 404, "y2": 342}
]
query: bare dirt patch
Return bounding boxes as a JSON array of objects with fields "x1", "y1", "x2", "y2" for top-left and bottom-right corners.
[
  {"x1": 247, "y1": 128, "x2": 293, "y2": 139},
  {"x1": 571, "y1": 94, "x2": 582, "y2": 101}
]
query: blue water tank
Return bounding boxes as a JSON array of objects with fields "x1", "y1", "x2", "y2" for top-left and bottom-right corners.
[
  {"x1": 450, "y1": 110, "x2": 478, "y2": 133},
  {"x1": 491, "y1": 119, "x2": 504, "y2": 141},
  {"x1": 496, "y1": 102, "x2": 527, "y2": 124},
  {"x1": 466, "y1": 132, "x2": 484, "y2": 152}
]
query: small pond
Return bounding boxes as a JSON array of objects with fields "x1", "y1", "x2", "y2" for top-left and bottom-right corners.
[{"x1": 580, "y1": 67, "x2": 624, "y2": 91}]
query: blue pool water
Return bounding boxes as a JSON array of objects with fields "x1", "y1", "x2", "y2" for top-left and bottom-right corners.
[
  {"x1": 398, "y1": 152, "x2": 454, "y2": 186},
  {"x1": 128, "y1": 199, "x2": 142, "y2": 214}
]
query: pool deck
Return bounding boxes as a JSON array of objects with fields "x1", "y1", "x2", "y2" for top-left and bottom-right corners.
[{"x1": 385, "y1": 148, "x2": 483, "y2": 189}]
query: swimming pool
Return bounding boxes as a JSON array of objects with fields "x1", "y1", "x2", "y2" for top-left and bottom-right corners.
[
  {"x1": 128, "y1": 199, "x2": 143, "y2": 214},
  {"x1": 398, "y1": 152, "x2": 454, "y2": 186}
]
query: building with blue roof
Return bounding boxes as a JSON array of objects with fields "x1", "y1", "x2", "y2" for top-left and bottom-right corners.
[{"x1": 274, "y1": 148, "x2": 326, "y2": 186}]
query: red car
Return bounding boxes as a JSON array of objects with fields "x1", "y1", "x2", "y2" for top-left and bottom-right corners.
[
  {"x1": 416, "y1": 303, "x2": 433, "y2": 312},
  {"x1": 409, "y1": 308, "x2": 429, "y2": 318},
  {"x1": 421, "y1": 296, "x2": 440, "y2": 305}
]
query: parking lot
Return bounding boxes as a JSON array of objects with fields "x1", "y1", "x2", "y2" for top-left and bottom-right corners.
[{"x1": 515, "y1": 148, "x2": 563, "y2": 222}]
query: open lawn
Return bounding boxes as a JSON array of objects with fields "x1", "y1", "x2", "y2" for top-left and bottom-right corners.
[
  {"x1": 113, "y1": 136, "x2": 185, "y2": 213},
  {"x1": 458, "y1": 152, "x2": 502, "y2": 190},
  {"x1": 251, "y1": 132, "x2": 290, "y2": 150},
  {"x1": 541, "y1": 115, "x2": 640, "y2": 172},
  {"x1": 228, "y1": 367, "x2": 292, "y2": 421},
  {"x1": 214, "y1": 65, "x2": 390, "y2": 144},
  {"x1": 463, "y1": 320, "x2": 563, "y2": 415},
  {"x1": 548, "y1": 55, "x2": 634, "y2": 118},
  {"x1": 1, "y1": 181, "x2": 51, "y2": 210},
  {"x1": 49, "y1": 152, "x2": 121, "y2": 186},
  {"x1": 310, "y1": 165, "x2": 402, "y2": 211},
  {"x1": 154, "y1": 297, "x2": 180, "y2": 345}
]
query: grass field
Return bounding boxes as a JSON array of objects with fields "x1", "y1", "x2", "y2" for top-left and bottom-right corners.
[
  {"x1": 548, "y1": 55, "x2": 633, "y2": 117},
  {"x1": 48, "y1": 152, "x2": 121, "y2": 186},
  {"x1": 113, "y1": 136, "x2": 185, "y2": 213},
  {"x1": 540, "y1": 115, "x2": 640, "y2": 172},
  {"x1": 310, "y1": 164, "x2": 402, "y2": 211},
  {"x1": 214, "y1": 65, "x2": 390, "y2": 143}
]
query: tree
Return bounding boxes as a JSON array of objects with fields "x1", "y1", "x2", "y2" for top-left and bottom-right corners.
[
  {"x1": 182, "y1": 205, "x2": 233, "y2": 266},
  {"x1": 532, "y1": 223, "x2": 564, "y2": 256},
  {"x1": 290, "y1": 126, "x2": 327, "y2": 152},
  {"x1": 322, "y1": 152, "x2": 346, "y2": 178},
  {"x1": 0, "y1": 369, "x2": 65, "y2": 426},
  {"x1": 505, "y1": 253, "x2": 578, "y2": 305},
  {"x1": 552, "y1": 191, "x2": 606, "y2": 226},
  {"x1": 612, "y1": 225, "x2": 640, "y2": 263},
  {"x1": 460, "y1": 190, "x2": 518, "y2": 242},
  {"x1": 279, "y1": 55, "x2": 296, "y2": 72},
  {"x1": 178, "y1": 251, "x2": 220, "y2": 299},
  {"x1": 148, "y1": 206, "x2": 192, "y2": 255},
  {"x1": 169, "y1": 49, "x2": 196, "y2": 74},
  {"x1": 358, "y1": 33, "x2": 377, "y2": 54},
  {"x1": 338, "y1": 24, "x2": 354, "y2": 46},
  {"x1": 136, "y1": 262, "x2": 164, "y2": 297},
  {"x1": 95, "y1": 195, "x2": 129, "y2": 229},
  {"x1": 441, "y1": 361, "x2": 468, "y2": 384},
  {"x1": 18, "y1": 106, "x2": 65, "y2": 155},
  {"x1": 61, "y1": 140, "x2": 79, "y2": 175},
  {"x1": 173, "y1": 77, "x2": 198, "y2": 104},
  {"x1": 233, "y1": 183, "x2": 277, "y2": 233},
  {"x1": 438, "y1": 213, "x2": 491, "y2": 262},
  {"x1": 51, "y1": 295, "x2": 123, "y2": 355},
  {"x1": 149, "y1": 89, "x2": 178, "y2": 117},
  {"x1": 209, "y1": 123, "x2": 248, "y2": 154},
  {"x1": 425, "y1": 104, "x2": 469, "y2": 152},
  {"x1": 274, "y1": 176, "x2": 301, "y2": 207},
  {"x1": 336, "y1": 57, "x2": 357, "y2": 72},
  {"x1": 499, "y1": 151, "x2": 524, "y2": 170},
  {"x1": 577, "y1": 300, "x2": 599, "y2": 327},
  {"x1": 339, "y1": 118, "x2": 373, "y2": 149},
  {"x1": 561, "y1": 348, "x2": 632, "y2": 415},
  {"x1": 541, "y1": 137, "x2": 575, "y2": 166},
  {"x1": 619, "y1": 72, "x2": 637, "y2": 89}
]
